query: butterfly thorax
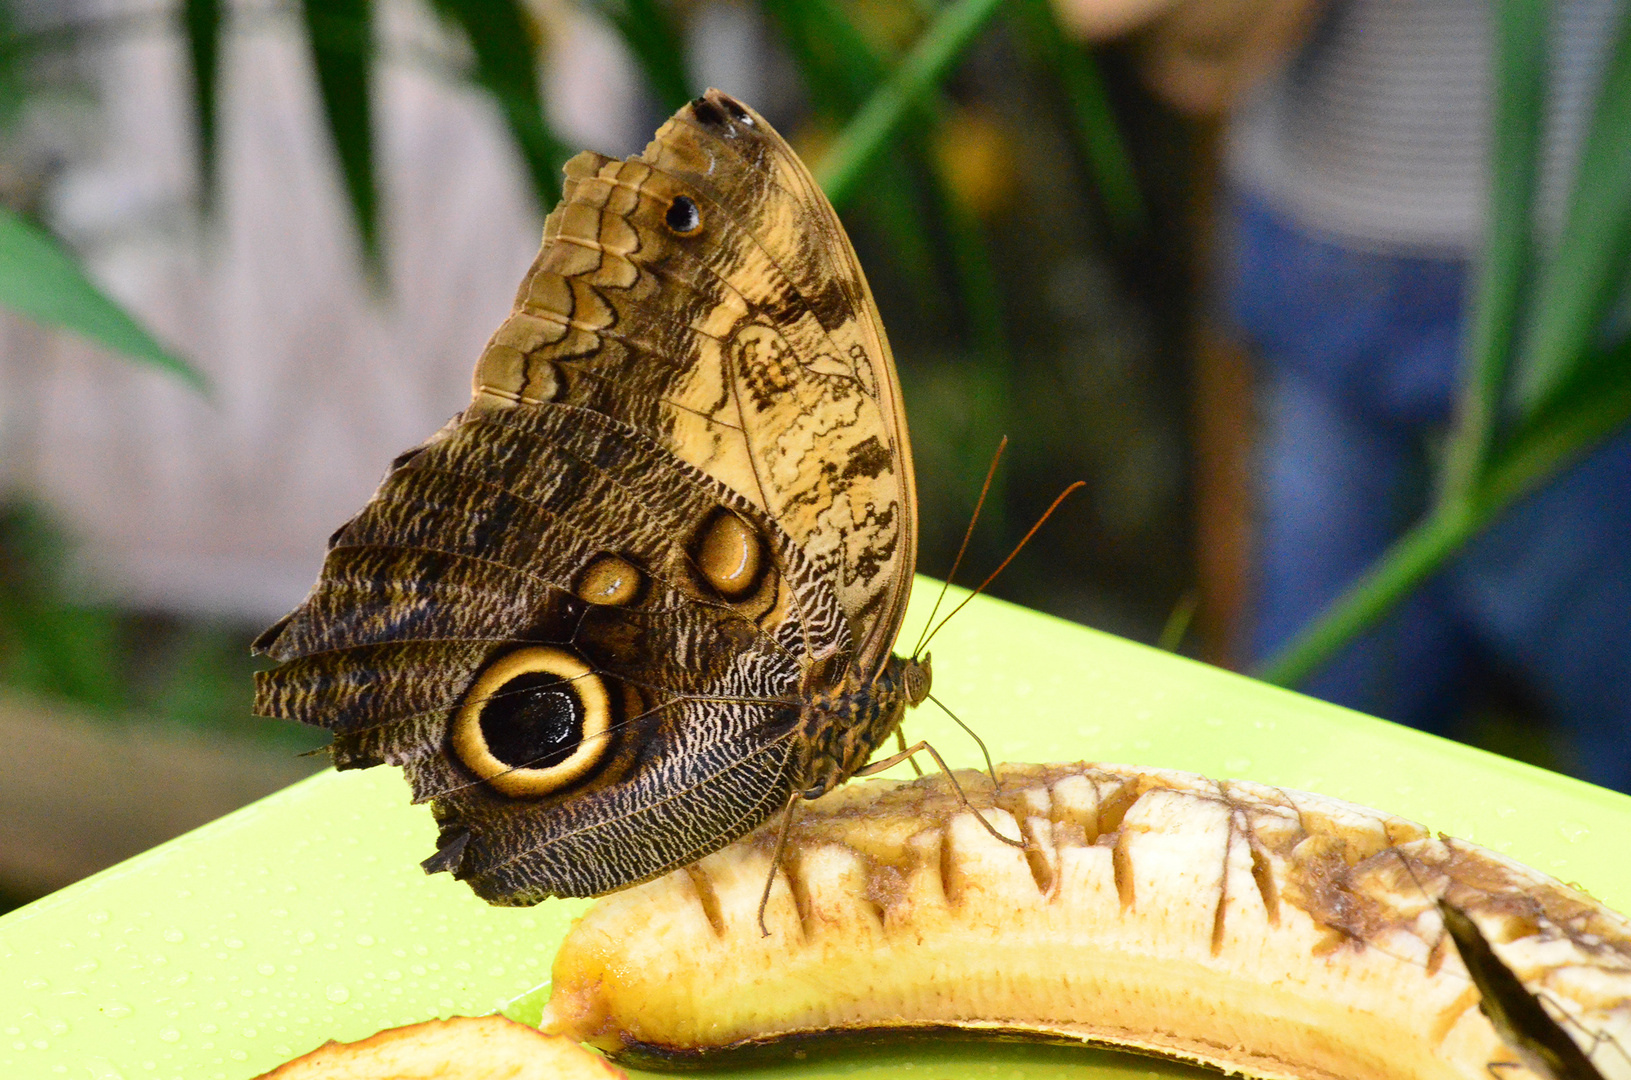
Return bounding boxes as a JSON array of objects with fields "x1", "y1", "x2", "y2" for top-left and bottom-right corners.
[{"x1": 794, "y1": 653, "x2": 931, "y2": 800}]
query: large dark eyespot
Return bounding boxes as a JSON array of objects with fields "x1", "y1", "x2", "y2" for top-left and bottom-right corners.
[
  {"x1": 480, "y1": 671, "x2": 581, "y2": 767},
  {"x1": 451, "y1": 647, "x2": 612, "y2": 797},
  {"x1": 665, "y1": 195, "x2": 703, "y2": 236}
]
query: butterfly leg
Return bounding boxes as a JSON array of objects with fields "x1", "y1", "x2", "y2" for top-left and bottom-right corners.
[
  {"x1": 858, "y1": 741, "x2": 1024, "y2": 850},
  {"x1": 926, "y1": 692, "x2": 1000, "y2": 790},
  {"x1": 756, "y1": 794, "x2": 801, "y2": 938},
  {"x1": 894, "y1": 728, "x2": 925, "y2": 776}
]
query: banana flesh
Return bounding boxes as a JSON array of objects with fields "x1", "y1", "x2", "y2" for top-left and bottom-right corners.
[
  {"x1": 539, "y1": 763, "x2": 1631, "y2": 1080},
  {"x1": 256, "y1": 1015, "x2": 626, "y2": 1078}
]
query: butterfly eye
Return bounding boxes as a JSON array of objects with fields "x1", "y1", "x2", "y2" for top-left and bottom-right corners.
[
  {"x1": 450, "y1": 647, "x2": 613, "y2": 798},
  {"x1": 665, "y1": 195, "x2": 703, "y2": 236},
  {"x1": 902, "y1": 656, "x2": 932, "y2": 706}
]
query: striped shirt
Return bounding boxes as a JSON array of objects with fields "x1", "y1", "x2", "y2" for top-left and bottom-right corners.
[{"x1": 1227, "y1": 0, "x2": 1624, "y2": 255}]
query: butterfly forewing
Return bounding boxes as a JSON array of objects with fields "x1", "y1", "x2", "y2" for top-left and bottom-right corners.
[{"x1": 475, "y1": 95, "x2": 916, "y2": 675}]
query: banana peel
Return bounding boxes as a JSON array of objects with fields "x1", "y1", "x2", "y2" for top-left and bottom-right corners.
[{"x1": 539, "y1": 763, "x2": 1631, "y2": 1080}]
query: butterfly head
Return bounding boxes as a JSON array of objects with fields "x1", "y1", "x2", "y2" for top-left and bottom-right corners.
[{"x1": 902, "y1": 653, "x2": 932, "y2": 708}]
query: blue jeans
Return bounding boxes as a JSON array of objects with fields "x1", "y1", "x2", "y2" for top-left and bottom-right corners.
[{"x1": 1226, "y1": 191, "x2": 1631, "y2": 793}]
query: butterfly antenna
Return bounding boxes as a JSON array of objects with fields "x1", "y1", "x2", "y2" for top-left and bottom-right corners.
[
  {"x1": 913, "y1": 436, "x2": 1008, "y2": 660},
  {"x1": 917, "y1": 480, "x2": 1086, "y2": 657}
]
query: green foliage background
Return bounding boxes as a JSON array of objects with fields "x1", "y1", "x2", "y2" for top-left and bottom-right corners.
[{"x1": 0, "y1": 0, "x2": 1626, "y2": 772}]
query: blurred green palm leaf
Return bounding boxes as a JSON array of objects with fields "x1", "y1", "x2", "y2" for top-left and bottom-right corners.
[
  {"x1": 181, "y1": 0, "x2": 223, "y2": 208},
  {"x1": 1008, "y1": 0, "x2": 1142, "y2": 232},
  {"x1": 583, "y1": 0, "x2": 692, "y2": 112},
  {"x1": 1513, "y1": 13, "x2": 1631, "y2": 419},
  {"x1": 301, "y1": 0, "x2": 378, "y2": 267},
  {"x1": 199, "y1": 0, "x2": 570, "y2": 270},
  {"x1": 0, "y1": 208, "x2": 204, "y2": 389},
  {"x1": 431, "y1": 0, "x2": 572, "y2": 210},
  {"x1": 1260, "y1": 0, "x2": 1631, "y2": 689},
  {"x1": 0, "y1": 502, "x2": 126, "y2": 711}
]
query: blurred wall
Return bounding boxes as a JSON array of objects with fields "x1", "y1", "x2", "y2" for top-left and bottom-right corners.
[{"x1": 0, "y1": 0, "x2": 649, "y2": 621}]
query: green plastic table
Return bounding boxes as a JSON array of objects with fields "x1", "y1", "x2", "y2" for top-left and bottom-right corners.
[{"x1": 4, "y1": 585, "x2": 1629, "y2": 1080}]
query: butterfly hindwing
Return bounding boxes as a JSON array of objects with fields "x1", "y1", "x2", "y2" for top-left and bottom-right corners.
[{"x1": 257, "y1": 402, "x2": 848, "y2": 896}]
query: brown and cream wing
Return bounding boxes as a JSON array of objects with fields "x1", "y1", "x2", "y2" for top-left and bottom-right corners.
[
  {"x1": 471, "y1": 90, "x2": 916, "y2": 675},
  {"x1": 255, "y1": 403, "x2": 849, "y2": 900}
]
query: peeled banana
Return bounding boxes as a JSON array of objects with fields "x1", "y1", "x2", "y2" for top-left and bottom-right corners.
[{"x1": 539, "y1": 763, "x2": 1631, "y2": 1080}]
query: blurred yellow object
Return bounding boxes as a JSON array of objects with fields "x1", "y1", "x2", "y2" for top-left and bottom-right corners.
[
  {"x1": 790, "y1": 118, "x2": 838, "y2": 174},
  {"x1": 935, "y1": 108, "x2": 1017, "y2": 218},
  {"x1": 848, "y1": 0, "x2": 925, "y2": 53},
  {"x1": 1050, "y1": 0, "x2": 1177, "y2": 42}
]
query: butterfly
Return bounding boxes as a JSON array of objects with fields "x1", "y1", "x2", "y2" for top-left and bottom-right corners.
[{"x1": 252, "y1": 90, "x2": 938, "y2": 906}]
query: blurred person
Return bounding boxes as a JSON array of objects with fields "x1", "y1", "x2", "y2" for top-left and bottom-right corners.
[{"x1": 1053, "y1": 0, "x2": 1631, "y2": 792}]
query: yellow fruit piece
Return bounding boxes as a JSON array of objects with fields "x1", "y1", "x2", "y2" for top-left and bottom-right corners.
[
  {"x1": 540, "y1": 763, "x2": 1631, "y2": 1080},
  {"x1": 256, "y1": 1014, "x2": 625, "y2": 1079}
]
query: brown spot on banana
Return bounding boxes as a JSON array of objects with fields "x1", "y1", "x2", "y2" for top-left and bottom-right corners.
[{"x1": 538, "y1": 763, "x2": 1631, "y2": 1080}]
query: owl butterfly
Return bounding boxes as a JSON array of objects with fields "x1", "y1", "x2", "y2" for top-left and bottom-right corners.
[{"x1": 253, "y1": 90, "x2": 944, "y2": 905}]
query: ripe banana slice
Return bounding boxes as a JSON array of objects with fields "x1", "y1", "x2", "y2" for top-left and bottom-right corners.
[
  {"x1": 255, "y1": 1015, "x2": 626, "y2": 1078},
  {"x1": 539, "y1": 763, "x2": 1631, "y2": 1080}
]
